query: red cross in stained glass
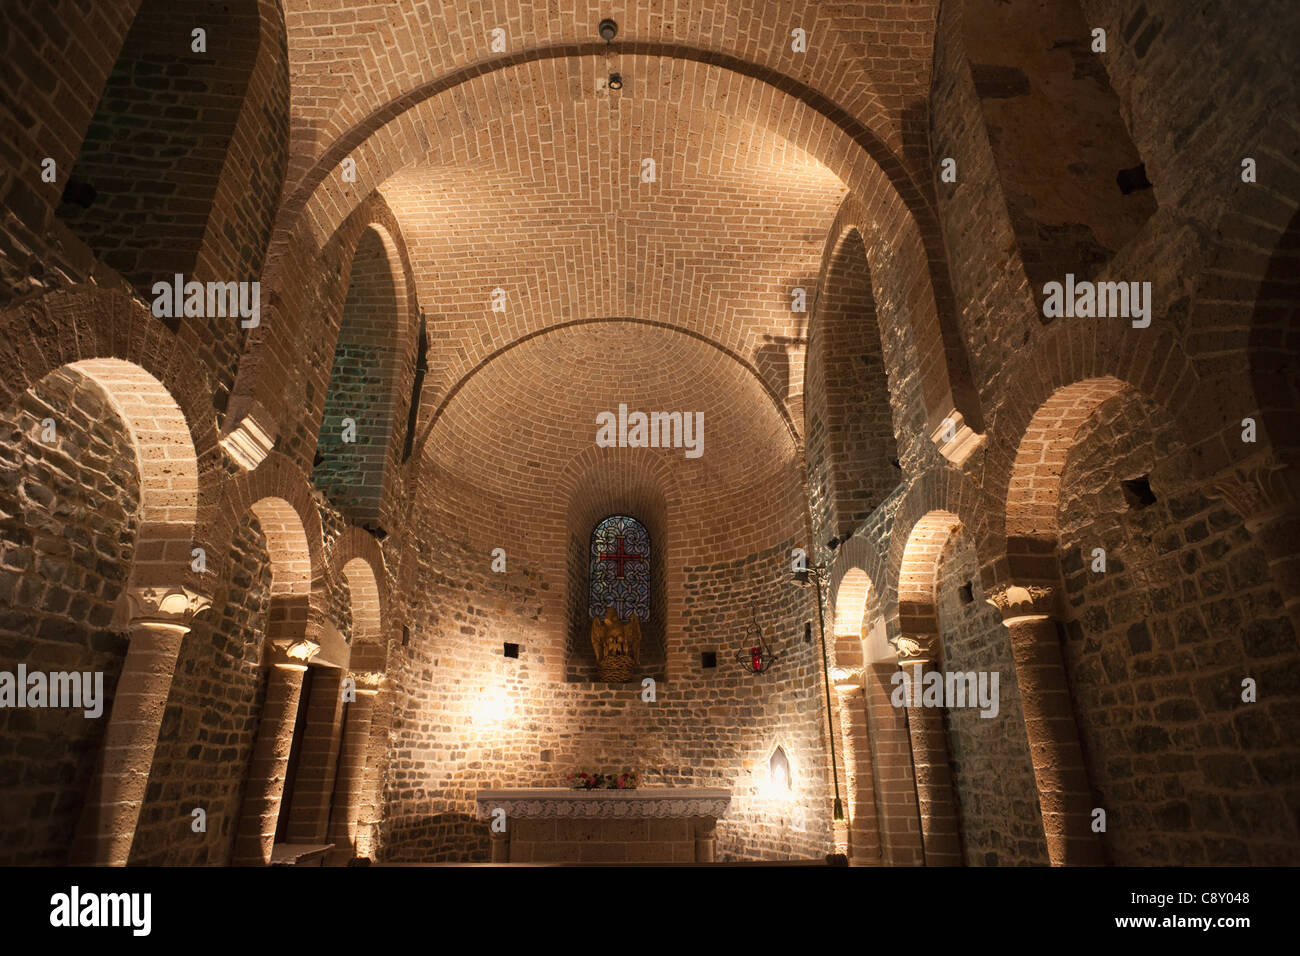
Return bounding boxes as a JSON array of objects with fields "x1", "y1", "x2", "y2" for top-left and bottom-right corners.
[{"x1": 598, "y1": 535, "x2": 644, "y2": 579}]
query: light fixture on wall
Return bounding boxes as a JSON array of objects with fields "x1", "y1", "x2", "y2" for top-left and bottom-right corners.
[
  {"x1": 599, "y1": 18, "x2": 618, "y2": 41},
  {"x1": 793, "y1": 561, "x2": 845, "y2": 823},
  {"x1": 734, "y1": 613, "x2": 780, "y2": 674},
  {"x1": 607, "y1": 72, "x2": 623, "y2": 90}
]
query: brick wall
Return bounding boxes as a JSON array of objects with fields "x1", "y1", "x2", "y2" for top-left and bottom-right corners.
[
  {"x1": 0, "y1": 367, "x2": 137, "y2": 863},
  {"x1": 805, "y1": 228, "x2": 901, "y2": 548},
  {"x1": 936, "y1": 532, "x2": 1049, "y2": 865},
  {"x1": 1057, "y1": 390, "x2": 1300, "y2": 863},
  {"x1": 313, "y1": 228, "x2": 406, "y2": 524},
  {"x1": 130, "y1": 512, "x2": 273, "y2": 865}
]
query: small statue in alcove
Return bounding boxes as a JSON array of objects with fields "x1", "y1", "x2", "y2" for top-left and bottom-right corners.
[{"x1": 590, "y1": 606, "x2": 642, "y2": 682}]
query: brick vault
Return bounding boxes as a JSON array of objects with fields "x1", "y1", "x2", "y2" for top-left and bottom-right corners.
[{"x1": 0, "y1": 0, "x2": 1297, "y2": 866}]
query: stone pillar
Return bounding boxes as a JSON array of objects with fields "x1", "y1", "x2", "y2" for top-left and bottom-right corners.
[
  {"x1": 326, "y1": 675, "x2": 380, "y2": 865},
  {"x1": 834, "y1": 670, "x2": 882, "y2": 864},
  {"x1": 285, "y1": 667, "x2": 345, "y2": 844},
  {"x1": 986, "y1": 584, "x2": 1103, "y2": 865},
  {"x1": 70, "y1": 586, "x2": 210, "y2": 866},
  {"x1": 1207, "y1": 456, "x2": 1300, "y2": 636},
  {"x1": 692, "y1": 817, "x2": 717, "y2": 862},
  {"x1": 894, "y1": 635, "x2": 963, "y2": 866},
  {"x1": 863, "y1": 661, "x2": 925, "y2": 865},
  {"x1": 489, "y1": 827, "x2": 510, "y2": 863},
  {"x1": 233, "y1": 638, "x2": 319, "y2": 865}
]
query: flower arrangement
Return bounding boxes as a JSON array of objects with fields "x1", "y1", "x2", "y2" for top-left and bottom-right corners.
[{"x1": 566, "y1": 770, "x2": 641, "y2": 790}]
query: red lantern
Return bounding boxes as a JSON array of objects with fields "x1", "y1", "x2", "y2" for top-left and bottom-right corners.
[{"x1": 751, "y1": 646, "x2": 762, "y2": 671}]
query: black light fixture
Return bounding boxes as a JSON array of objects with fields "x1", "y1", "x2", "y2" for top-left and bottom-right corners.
[
  {"x1": 598, "y1": 18, "x2": 618, "y2": 41},
  {"x1": 734, "y1": 613, "x2": 780, "y2": 674},
  {"x1": 607, "y1": 72, "x2": 623, "y2": 90},
  {"x1": 793, "y1": 561, "x2": 846, "y2": 822}
]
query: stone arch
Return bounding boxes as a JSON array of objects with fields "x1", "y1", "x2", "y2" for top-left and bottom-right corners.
[
  {"x1": 413, "y1": 317, "x2": 801, "y2": 464},
  {"x1": 805, "y1": 226, "x2": 902, "y2": 548},
  {"x1": 53, "y1": 0, "x2": 289, "y2": 415},
  {"x1": 828, "y1": 566, "x2": 881, "y2": 863},
  {"x1": 0, "y1": 356, "x2": 196, "y2": 863},
  {"x1": 1040, "y1": 382, "x2": 1300, "y2": 864},
  {"x1": 235, "y1": 52, "x2": 978, "y2": 460},
  {"x1": 898, "y1": 511, "x2": 963, "y2": 649},
  {"x1": 313, "y1": 224, "x2": 411, "y2": 525},
  {"x1": 1005, "y1": 377, "x2": 1132, "y2": 549},
  {"x1": 892, "y1": 509, "x2": 965, "y2": 866},
  {"x1": 957, "y1": 0, "x2": 1157, "y2": 313},
  {"x1": 980, "y1": 316, "x2": 1204, "y2": 579},
  {"x1": 0, "y1": 287, "x2": 219, "y2": 567},
  {"x1": 226, "y1": 192, "x2": 420, "y2": 470}
]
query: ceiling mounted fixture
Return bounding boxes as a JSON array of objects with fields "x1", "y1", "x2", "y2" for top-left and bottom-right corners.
[
  {"x1": 599, "y1": 18, "x2": 618, "y2": 42},
  {"x1": 607, "y1": 72, "x2": 623, "y2": 91}
]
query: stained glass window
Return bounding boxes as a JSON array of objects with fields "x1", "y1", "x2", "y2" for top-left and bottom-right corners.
[{"x1": 589, "y1": 515, "x2": 650, "y2": 622}]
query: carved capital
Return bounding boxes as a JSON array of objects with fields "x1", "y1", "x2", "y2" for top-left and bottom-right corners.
[
  {"x1": 271, "y1": 638, "x2": 322, "y2": 666},
  {"x1": 124, "y1": 586, "x2": 211, "y2": 630},
  {"x1": 891, "y1": 633, "x2": 939, "y2": 664},
  {"x1": 350, "y1": 671, "x2": 385, "y2": 692},
  {"x1": 1205, "y1": 455, "x2": 1299, "y2": 530},
  {"x1": 829, "y1": 666, "x2": 863, "y2": 692},
  {"x1": 986, "y1": 584, "x2": 1058, "y2": 623}
]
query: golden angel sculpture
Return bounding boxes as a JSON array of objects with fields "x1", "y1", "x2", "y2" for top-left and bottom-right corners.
[{"x1": 590, "y1": 606, "x2": 642, "y2": 682}]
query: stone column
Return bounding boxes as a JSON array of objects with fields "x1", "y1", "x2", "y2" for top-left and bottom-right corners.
[
  {"x1": 326, "y1": 674, "x2": 381, "y2": 865},
  {"x1": 70, "y1": 586, "x2": 210, "y2": 866},
  {"x1": 233, "y1": 638, "x2": 320, "y2": 865},
  {"x1": 489, "y1": 826, "x2": 510, "y2": 863},
  {"x1": 692, "y1": 817, "x2": 717, "y2": 862},
  {"x1": 1207, "y1": 455, "x2": 1300, "y2": 636},
  {"x1": 894, "y1": 635, "x2": 962, "y2": 866},
  {"x1": 834, "y1": 670, "x2": 882, "y2": 864},
  {"x1": 987, "y1": 583, "x2": 1103, "y2": 865}
]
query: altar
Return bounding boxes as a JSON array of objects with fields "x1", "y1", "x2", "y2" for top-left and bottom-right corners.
[{"x1": 475, "y1": 788, "x2": 732, "y2": 863}]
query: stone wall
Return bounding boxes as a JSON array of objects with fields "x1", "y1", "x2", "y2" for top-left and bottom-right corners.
[
  {"x1": 130, "y1": 513, "x2": 273, "y2": 865},
  {"x1": 936, "y1": 532, "x2": 1048, "y2": 865},
  {"x1": 0, "y1": 368, "x2": 138, "y2": 863},
  {"x1": 1056, "y1": 389, "x2": 1300, "y2": 864}
]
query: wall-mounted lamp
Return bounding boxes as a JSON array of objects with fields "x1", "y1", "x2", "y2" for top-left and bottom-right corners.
[
  {"x1": 734, "y1": 613, "x2": 779, "y2": 674},
  {"x1": 607, "y1": 72, "x2": 623, "y2": 90}
]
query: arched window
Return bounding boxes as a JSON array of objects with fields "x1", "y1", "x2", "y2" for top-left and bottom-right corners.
[{"x1": 588, "y1": 515, "x2": 650, "y2": 622}]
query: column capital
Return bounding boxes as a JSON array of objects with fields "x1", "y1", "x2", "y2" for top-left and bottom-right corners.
[
  {"x1": 986, "y1": 583, "x2": 1059, "y2": 623},
  {"x1": 270, "y1": 638, "x2": 322, "y2": 668},
  {"x1": 891, "y1": 633, "x2": 940, "y2": 665},
  {"x1": 1205, "y1": 453, "x2": 1299, "y2": 530},
  {"x1": 124, "y1": 586, "x2": 211, "y2": 630},
  {"x1": 350, "y1": 671, "x2": 385, "y2": 694}
]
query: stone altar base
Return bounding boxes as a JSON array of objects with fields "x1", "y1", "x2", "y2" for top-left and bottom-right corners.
[{"x1": 475, "y1": 788, "x2": 731, "y2": 864}]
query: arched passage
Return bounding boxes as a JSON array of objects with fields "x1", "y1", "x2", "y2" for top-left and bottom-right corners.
[
  {"x1": 313, "y1": 225, "x2": 408, "y2": 525},
  {"x1": 0, "y1": 357, "x2": 198, "y2": 864},
  {"x1": 896, "y1": 510, "x2": 964, "y2": 865},
  {"x1": 960, "y1": 0, "x2": 1157, "y2": 314},
  {"x1": 805, "y1": 228, "x2": 901, "y2": 549},
  {"x1": 231, "y1": 494, "x2": 321, "y2": 865},
  {"x1": 56, "y1": 0, "x2": 289, "y2": 414},
  {"x1": 1006, "y1": 377, "x2": 1300, "y2": 864}
]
